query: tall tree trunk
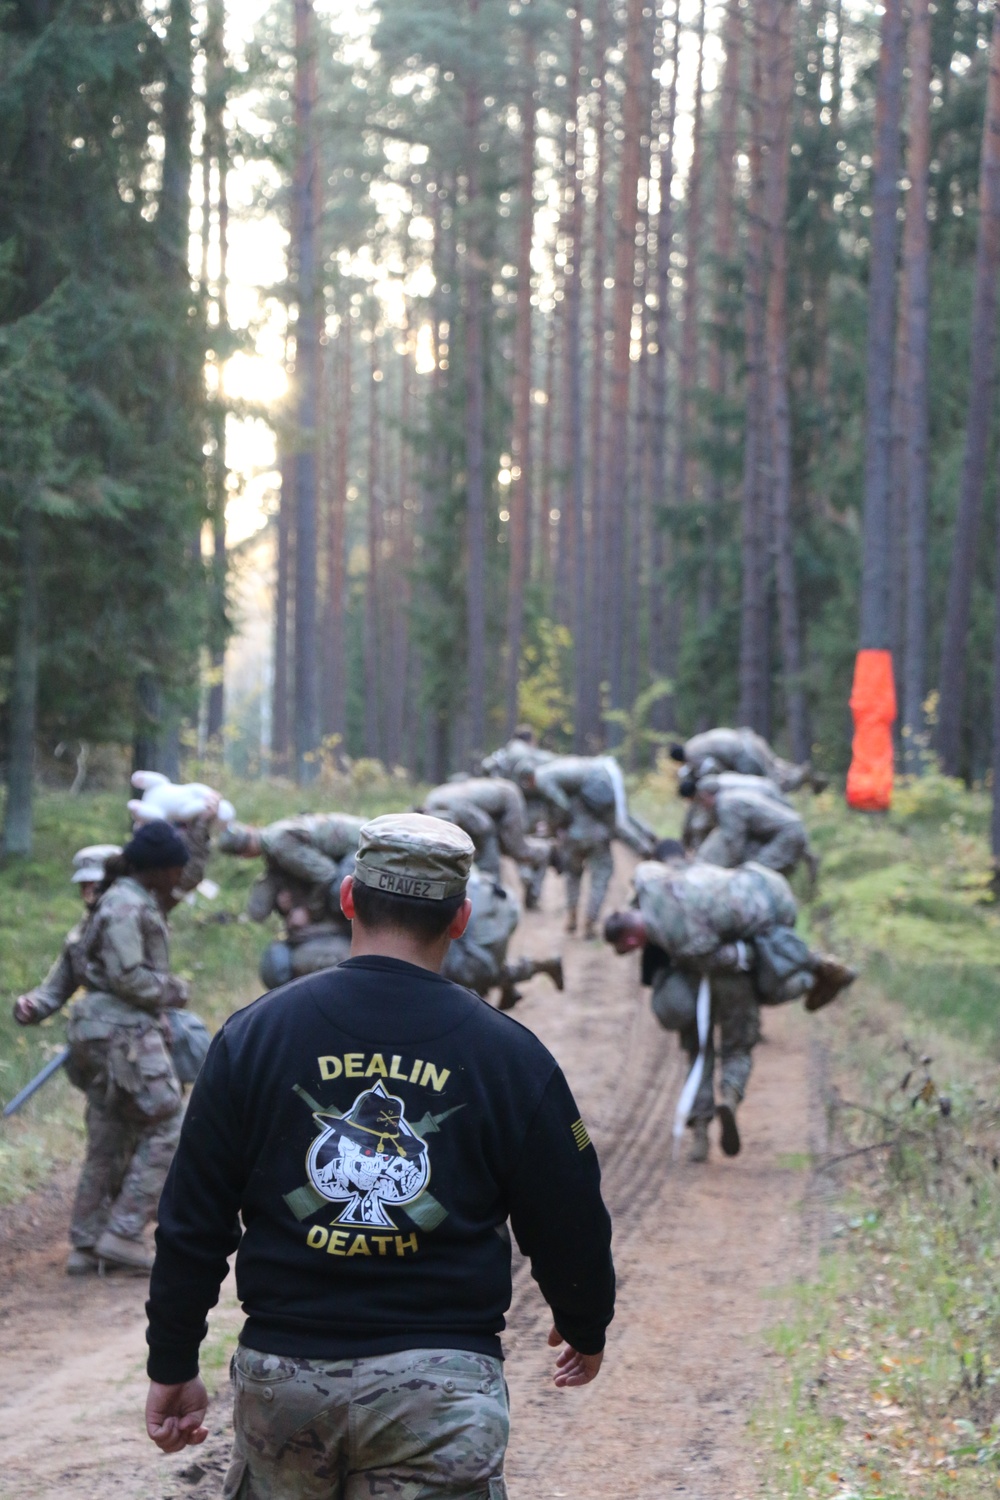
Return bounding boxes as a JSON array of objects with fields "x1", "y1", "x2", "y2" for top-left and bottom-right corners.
[
  {"x1": 671, "y1": 0, "x2": 706, "y2": 528},
  {"x1": 1, "y1": 503, "x2": 41, "y2": 857},
  {"x1": 463, "y1": 0, "x2": 488, "y2": 760},
  {"x1": 763, "y1": 0, "x2": 809, "y2": 760},
  {"x1": 204, "y1": 0, "x2": 228, "y2": 745},
  {"x1": 901, "y1": 0, "x2": 932, "y2": 771},
  {"x1": 538, "y1": 301, "x2": 559, "y2": 589},
  {"x1": 600, "y1": 0, "x2": 647, "y2": 722},
  {"x1": 386, "y1": 345, "x2": 413, "y2": 768},
  {"x1": 648, "y1": 0, "x2": 681, "y2": 728},
  {"x1": 322, "y1": 313, "x2": 350, "y2": 746},
  {"x1": 504, "y1": 17, "x2": 538, "y2": 735},
  {"x1": 272, "y1": 455, "x2": 293, "y2": 771},
  {"x1": 937, "y1": 2, "x2": 1000, "y2": 776},
  {"x1": 291, "y1": 0, "x2": 321, "y2": 781},
  {"x1": 738, "y1": 10, "x2": 771, "y2": 732},
  {"x1": 858, "y1": 0, "x2": 904, "y2": 655},
  {"x1": 559, "y1": 5, "x2": 587, "y2": 745},
  {"x1": 581, "y1": 0, "x2": 609, "y2": 745},
  {"x1": 365, "y1": 324, "x2": 382, "y2": 759},
  {"x1": 703, "y1": 0, "x2": 742, "y2": 623}
]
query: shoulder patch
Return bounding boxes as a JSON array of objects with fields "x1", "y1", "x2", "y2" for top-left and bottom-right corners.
[{"x1": 570, "y1": 1117, "x2": 591, "y2": 1152}]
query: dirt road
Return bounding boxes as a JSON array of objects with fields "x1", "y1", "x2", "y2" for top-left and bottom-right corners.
[{"x1": 0, "y1": 855, "x2": 821, "y2": 1499}]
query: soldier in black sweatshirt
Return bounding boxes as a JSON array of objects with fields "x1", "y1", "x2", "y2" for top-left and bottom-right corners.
[{"x1": 145, "y1": 813, "x2": 615, "y2": 1500}]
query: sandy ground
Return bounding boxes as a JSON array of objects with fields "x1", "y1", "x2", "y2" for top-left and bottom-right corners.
[{"x1": 0, "y1": 854, "x2": 822, "y2": 1499}]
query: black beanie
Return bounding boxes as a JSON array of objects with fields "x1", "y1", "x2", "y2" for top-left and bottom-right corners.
[{"x1": 124, "y1": 819, "x2": 190, "y2": 871}]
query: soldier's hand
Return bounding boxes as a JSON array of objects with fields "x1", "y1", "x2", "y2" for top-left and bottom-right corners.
[
  {"x1": 13, "y1": 995, "x2": 40, "y2": 1025},
  {"x1": 145, "y1": 1377, "x2": 209, "y2": 1453},
  {"x1": 547, "y1": 1325, "x2": 604, "y2": 1388}
]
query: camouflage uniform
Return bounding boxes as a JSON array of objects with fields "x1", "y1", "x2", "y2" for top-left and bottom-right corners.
[
  {"x1": 65, "y1": 878, "x2": 187, "y2": 1248},
  {"x1": 696, "y1": 787, "x2": 811, "y2": 877},
  {"x1": 423, "y1": 779, "x2": 549, "y2": 893},
  {"x1": 223, "y1": 1347, "x2": 509, "y2": 1500},
  {"x1": 481, "y1": 745, "x2": 558, "y2": 907},
  {"x1": 23, "y1": 916, "x2": 92, "y2": 1019},
  {"x1": 681, "y1": 772, "x2": 789, "y2": 853},
  {"x1": 221, "y1": 816, "x2": 364, "y2": 988},
  {"x1": 532, "y1": 757, "x2": 654, "y2": 930},
  {"x1": 174, "y1": 815, "x2": 214, "y2": 894},
  {"x1": 679, "y1": 727, "x2": 812, "y2": 792},
  {"x1": 442, "y1": 867, "x2": 560, "y2": 1009},
  {"x1": 633, "y1": 860, "x2": 799, "y2": 1118}
]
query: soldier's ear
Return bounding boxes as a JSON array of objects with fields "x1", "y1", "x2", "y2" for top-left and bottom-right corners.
[
  {"x1": 340, "y1": 875, "x2": 357, "y2": 920},
  {"x1": 448, "y1": 897, "x2": 473, "y2": 941}
]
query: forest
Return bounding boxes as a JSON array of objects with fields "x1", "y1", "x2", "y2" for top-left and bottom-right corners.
[{"x1": 3, "y1": 0, "x2": 1000, "y2": 851}]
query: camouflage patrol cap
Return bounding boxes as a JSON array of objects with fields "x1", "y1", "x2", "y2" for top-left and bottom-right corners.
[
  {"x1": 353, "y1": 813, "x2": 474, "y2": 901},
  {"x1": 71, "y1": 844, "x2": 122, "y2": 883}
]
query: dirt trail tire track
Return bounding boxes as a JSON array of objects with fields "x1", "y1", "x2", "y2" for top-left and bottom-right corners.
[{"x1": 0, "y1": 853, "x2": 820, "y2": 1498}]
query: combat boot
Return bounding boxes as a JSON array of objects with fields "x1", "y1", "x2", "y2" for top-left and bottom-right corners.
[
  {"x1": 65, "y1": 1247, "x2": 98, "y2": 1276},
  {"x1": 716, "y1": 1084, "x2": 742, "y2": 1158},
  {"x1": 95, "y1": 1229, "x2": 154, "y2": 1275},
  {"x1": 539, "y1": 957, "x2": 564, "y2": 992},
  {"x1": 804, "y1": 954, "x2": 857, "y2": 1012},
  {"x1": 497, "y1": 985, "x2": 524, "y2": 1012},
  {"x1": 688, "y1": 1118, "x2": 710, "y2": 1164},
  {"x1": 565, "y1": 911, "x2": 577, "y2": 935},
  {"x1": 582, "y1": 918, "x2": 597, "y2": 941}
]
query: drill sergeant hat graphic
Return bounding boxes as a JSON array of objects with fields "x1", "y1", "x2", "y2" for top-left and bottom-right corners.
[{"x1": 306, "y1": 1081, "x2": 431, "y2": 1228}]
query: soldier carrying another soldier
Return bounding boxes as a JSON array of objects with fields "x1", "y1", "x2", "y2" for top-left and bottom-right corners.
[
  {"x1": 521, "y1": 755, "x2": 657, "y2": 937},
  {"x1": 421, "y1": 775, "x2": 551, "y2": 908},
  {"x1": 16, "y1": 822, "x2": 193, "y2": 1274},
  {"x1": 144, "y1": 813, "x2": 615, "y2": 1498},
  {"x1": 218, "y1": 814, "x2": 364, "y2": 988},
  {"x1": 604, "y1": 847, "x2": 854, "y2": 1162},
  {"x1": 678, "y1": 770, "x2": 791, "y2": 854},
  {"x1": 670, "y1": 726, "x2": 826, "y2": 794},
  {"x1": 442, "y1": 865, "x2": 564, "y2": 1010},
  {"x1": 686, "y1": 775, "x2": 819, "y2": 884}
]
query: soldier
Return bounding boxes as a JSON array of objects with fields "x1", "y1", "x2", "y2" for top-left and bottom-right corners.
[
  {"x1": 217, "y1": 814, "x2": 364, "y2": 988},
  {"x1": 480, "y1": 726, "x2": 555, "y2": 781},
  {"x1": 678, "y1": 770, "x2": 790, "y2": 853},
  {"x1": 604, "y1": 852, "x2": 854, "y2": 1161},
  {"x1": 421, "y1": 776, "x2": 551, "y2": 907},
  {"x1": 14, "y1": 822, "x2": 192, "y2": 1274},
  {"x1": 691, "y1": 777, "x2": 818, "y2": 882},
  {"x1": 13, "y1": 844, "x2": 122, "y2": 1028},
  {"x1": 442, "y1": 866, "x2": 564, "y2": 1010},
  {"x1": 128, "y1": 773, "x2": 231, "y2": 897},
  {"x1": 144, "y1": 813, "x2": 614, "y2": 1493},
  {"x1": 524, "y1": 755, "x2": 656, "y2": 937},
  {"x1": 670, "y1": 726, "x2": 825, "y2": 793}
]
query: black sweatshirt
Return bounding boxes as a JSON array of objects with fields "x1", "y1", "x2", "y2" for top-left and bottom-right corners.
[{"x1": 146, "y1": 955, "x2": 615, "y2": 1384}]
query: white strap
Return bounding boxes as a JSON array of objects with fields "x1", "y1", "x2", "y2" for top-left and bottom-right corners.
[{"x1": 672, "y1": 976, "x2": 712, "y2": 1151}]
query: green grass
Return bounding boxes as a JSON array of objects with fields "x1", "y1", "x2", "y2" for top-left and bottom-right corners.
[{"x1": 0, "y1": 772, "x2": 419, "y2": 1202}]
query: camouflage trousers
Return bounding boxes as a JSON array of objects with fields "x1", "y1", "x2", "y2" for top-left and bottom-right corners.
[
  {"x1": 65, "y1": 1024, "x2": 182, "y2": 1245},
  {"x1": 564, "y1": 836, "x2": 614, "y2": 925},
  {"x1": 224, "y1": 1346, "x2": 509, "y2": 1500},
  {"x1": 651, "y1": 971, "x2": 760, "y2": 1123}
]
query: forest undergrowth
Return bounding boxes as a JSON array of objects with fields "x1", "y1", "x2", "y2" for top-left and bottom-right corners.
[{"x1": 751, "y1": 775, "x2": 1000, "y2": 1498}]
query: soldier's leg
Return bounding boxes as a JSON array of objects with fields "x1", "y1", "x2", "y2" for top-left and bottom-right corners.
[
  {"x1": 583, "y1": 838, "x2": 614, "y2": 936},
  {"x1": 98, "y1": 1026, "x2": 183, "y2": 1259},
  {"x1": 69, "y1": 1083, "x2": 128, "y2": 1254},
  {"x1": 475, "y1": 829, "x2": 502, "y2": 878},
  {"x1": 520, "y1": 858, "x2": 546, "y2": 909},
  {"x1": 223, "y1": 1349, "x2": 351, "y2": 1500},
  {"x1": 759, "y1": 824, "x2": 807, "y2": 876},
  {"x1": 498, "y1": 954, "x2": 564, "y2": 1009},
  {"x1": 349, "y1": 1349, "x2": 509, "y2": 1499},
  {"x1": 713, "y1": 976, "x2": 761, "y2": 1158},
  {"x1": 563, "y1": 842, "x2": 586, "y2": 932}
]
